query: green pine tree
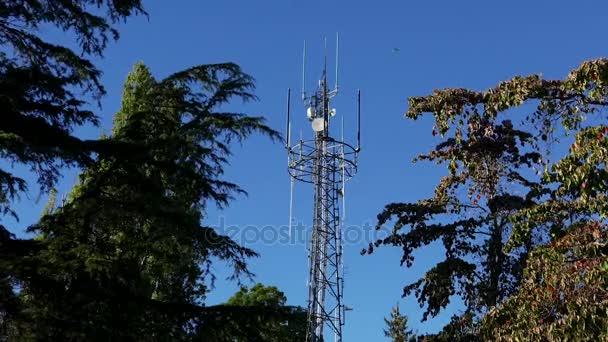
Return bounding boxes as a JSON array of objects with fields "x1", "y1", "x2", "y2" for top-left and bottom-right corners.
[
  {"x1": 6, "y1": 60, "x2": 285, "y2": 340},
  {"x1": 0, "y1": 2, "x2": 145, "y2": 339},
  {"x1": 384, "y1": 305, "x2": 416, "y2": 342}
]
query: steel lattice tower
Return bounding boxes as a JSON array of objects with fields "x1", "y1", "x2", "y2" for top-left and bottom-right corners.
[{"x1": 286, "y1": 35, "x2": 360, "y2": 342}]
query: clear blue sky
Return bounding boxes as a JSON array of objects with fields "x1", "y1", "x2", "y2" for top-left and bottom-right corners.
[{"x1": 6, "y1": 0, "x2": 608, "y2": 340}]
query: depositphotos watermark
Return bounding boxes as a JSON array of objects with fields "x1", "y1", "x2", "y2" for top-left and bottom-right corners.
[{"x1": 211, "y1": 217, "x2": 392, "y2": 246}]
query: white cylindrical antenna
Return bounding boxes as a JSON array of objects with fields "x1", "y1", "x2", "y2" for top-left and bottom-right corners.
[
  {"x1": 335, "y1": 32, "x2": 339, "y2": 92},
  {"x1": 307, "y1": 107, "x2": 314, "y2": 121},
  {"x1": 302, "y1": 41, "x2": 307, "y2": 101},
  {"x1": 286, "y1": 88, "x2": 291, "y2": 149}
]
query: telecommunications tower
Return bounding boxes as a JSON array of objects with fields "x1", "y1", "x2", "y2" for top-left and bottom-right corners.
[{"x1": 285, "y1": 34, "x2": 361, "y2": 342}]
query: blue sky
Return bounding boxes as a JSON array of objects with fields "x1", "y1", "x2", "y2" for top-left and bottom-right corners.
[{"x1": 6, "y1": 0, "x2": 608, "y2": 340}]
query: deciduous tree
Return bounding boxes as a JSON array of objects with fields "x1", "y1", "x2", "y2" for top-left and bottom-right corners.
[
  {"x1": 369, "y1": 58, "x2": 608, "y2": 339},
  {"x1": 227, "y1": 283, "x2": 307, "y2": 342}
]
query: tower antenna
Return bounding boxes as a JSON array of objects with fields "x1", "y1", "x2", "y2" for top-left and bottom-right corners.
[
  {"x1": 324, "y1": 36, "x2": 327, "y2": 80},
  {"x1": 302, "y1": 41, "x2": 307, "y2": 101},
  {"x1": 287, "y1": 36, "x2": 360, "y2": 342},
  {"x1": 286, "y1": 88, "x2": 291, "y2": 149},
  {"x1": 335, "y1": 32, "x2": 339, "y2": 93},
  {"x1": 289, "y1": 175, "x2": 295, "y2": 240},
  {"x1": 357, "y1": 89, "x2": 361, "y2": 152}
]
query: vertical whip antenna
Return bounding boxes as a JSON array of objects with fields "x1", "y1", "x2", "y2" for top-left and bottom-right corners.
[
  {"x1": 289, "y1": 175, "x2": 295, "y2": 240},
  {"x1": 286, "y1": 88, "x2": 291, "y2": 149},
  {"x1": 287, "y1": 87, "x2": 294, "y2": 242},
  {"x1": 302, "y1": 41, "x2": 307, "y2": 101},
  {"x1": 324, "y1": 36, "x2": 327, "y2": 80},
  {"x1": 357, "y1": 89, "x2": 361, "y2": 151},
  {"x1": 335, "y1": 32, "x2": 339, "y2": 92}
]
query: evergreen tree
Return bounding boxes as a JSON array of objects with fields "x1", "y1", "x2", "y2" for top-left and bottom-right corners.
[
  {"x1": 0, "y1": 3, "x2": 305, "y2": 340},
  {"x1": 0, "y1": 1, "x2": 145, "y2": 338},
  {"x1": 4, "y1": 61, "x2": 285, "y2": 340},
  {"x1": 384, "y1": 305, "x2": 416, "y2": 342},
  {"x1": 0, "y1": 0, "x2": 145, "y2": 220}
]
